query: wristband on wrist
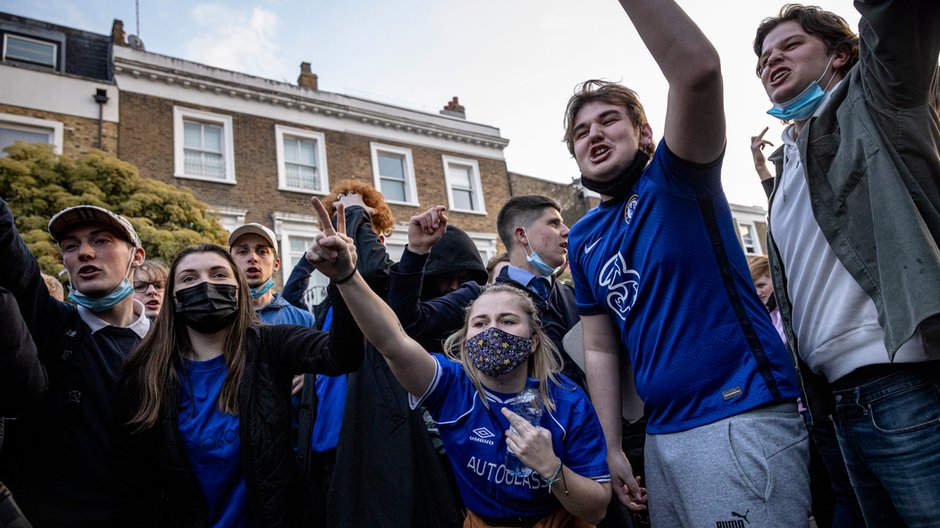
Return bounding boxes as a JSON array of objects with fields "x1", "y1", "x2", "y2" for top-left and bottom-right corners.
[
  {"x1": 541, "y1": 458, "x2": 563, "y2": 487},
  {"x1": 334, "y1": 268, "x2": 357, "y2": 285}
]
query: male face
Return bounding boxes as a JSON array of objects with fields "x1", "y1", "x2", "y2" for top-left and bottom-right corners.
[
  {"x1": 572, "y1": 100, "x2": 651, "y2": 183},
  {"x1": 520, "y1": 208, "x2": 569, "y2": 269},
  {"x1": 758, "y1": 20, "x2": 836, "y2": 104},
  {"x1": 231, "y1": 234, "x2": 280, "y2": 288},
  {"x1": 59, "y1": 223, "x2": 140, "y2": 297}
]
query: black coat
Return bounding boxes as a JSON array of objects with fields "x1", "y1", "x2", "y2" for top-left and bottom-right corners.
[{"x1": 118, "y1": 292, "x2": 364, "y2": 528}]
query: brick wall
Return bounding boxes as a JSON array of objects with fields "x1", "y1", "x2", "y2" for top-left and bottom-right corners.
[
  {"x1": 508, "y1": 172, "x2": 599, "y2": 228},
  {"x1": 118, "y1": 92, "x2": 509, "y2": 233},
  {"x1": 0, "y1": 103, "x2": 118, "y2": 156}
]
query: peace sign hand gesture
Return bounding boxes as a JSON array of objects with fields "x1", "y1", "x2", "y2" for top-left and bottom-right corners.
[{"x1": 305, "y1": 197, "x2": 358, "y2": 281}]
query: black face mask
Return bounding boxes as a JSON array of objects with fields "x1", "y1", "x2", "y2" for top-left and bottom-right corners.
[
  {"x1": 175, "y1": 282, "x2": 239, "y2": 334},
  {"x1": 580, "y1": 149, "x2": 650, "y2": 201}
]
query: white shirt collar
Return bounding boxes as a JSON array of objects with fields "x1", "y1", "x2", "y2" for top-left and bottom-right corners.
[{"x1": 77, "y1": 298, "x2": 151, "y2": 338}]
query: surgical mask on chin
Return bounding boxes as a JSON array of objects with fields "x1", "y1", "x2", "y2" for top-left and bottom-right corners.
[
  {"x1": 767, "y1": 54, "x2": 836, "y2": 121},
  {"x1": 67, "y1": 249, "x2": 136, "y2": 313},
  {"x1": 249, "y1": 277, "x2": 275, "y2": 299},
  {"x1": 522, "y1": 230, "x2": 560, "y2": 277},
  {"x1": 175, "y1": 282, "x2": 240, "y2": 334},
  {"x1": 465, "y1": 327, "x2": 533, "y2": 377}
]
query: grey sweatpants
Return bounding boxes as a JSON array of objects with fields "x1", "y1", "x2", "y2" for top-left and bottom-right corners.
[{"x1": 644, "y1": 402, "x2": 810, "y2": 528}]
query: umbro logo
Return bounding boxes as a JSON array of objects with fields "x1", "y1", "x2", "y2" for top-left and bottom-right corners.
[
  {"x1": 472, "y1": 427, "x2": 495, "y2": 439},
  {"x1": 470, "y1": 427, "x2": 495, "y2": 445}
]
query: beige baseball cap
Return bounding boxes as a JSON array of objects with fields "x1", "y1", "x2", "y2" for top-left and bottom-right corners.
[
  {"x1": 48, "y1": 205, "x2": 141, "y2": 247},
  {"x1": 228, "y1": 223, "x2": 278, "y2": 254}
]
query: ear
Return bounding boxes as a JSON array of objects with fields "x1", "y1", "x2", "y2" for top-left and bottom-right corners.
[
  {"x1": 831, "y1": 46, "x2": 851, "y2": 71},
  {"x1": 377, "y1": 234, "x2": 386, "y2": 246},
  {"x1": 514, "y1": 226, "x2": 528, "y2": 247},
  {"x1": 639, "y1": 123, "x2": 654, "y2": 147},
  {"x1": 272, "y1": 257, "x2": 281, "y2": 273},
  {"x1": 132, "y1": 246, "x2": 146, "y2": 266}
]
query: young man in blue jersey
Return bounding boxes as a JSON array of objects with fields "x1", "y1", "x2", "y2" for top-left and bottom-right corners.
[
  {"x1": 753, "y1": 3, "x2": 940, "y2": 526},
  {"x1": 564, "y1": 1, "x2": 808, "y2": 526}
]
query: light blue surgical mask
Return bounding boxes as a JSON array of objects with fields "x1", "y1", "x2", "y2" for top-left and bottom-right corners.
[
  {"x1": 522, "y1": 229, "x2": 560, "y2": 277},
  {"x1": 767, "y1": 54, "x2": 836, "y2": 121},
  {"x1": 67, "y1": 248, "x2": 136, "y2": 313},
  {"x1": 249, "y1": 277, "x2": 276, "y2": 299}
]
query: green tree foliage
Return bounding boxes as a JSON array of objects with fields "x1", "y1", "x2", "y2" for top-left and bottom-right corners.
[{"x1": 0, "y1": 144, "x2": 229, "y2": 278}]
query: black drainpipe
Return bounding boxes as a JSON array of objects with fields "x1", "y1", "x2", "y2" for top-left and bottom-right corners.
[{"x1": 93, "y1": 88, "x2": 109, "y2": 150}]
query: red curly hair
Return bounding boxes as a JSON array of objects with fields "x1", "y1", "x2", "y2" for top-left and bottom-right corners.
[{"x1": 324, "y1": 179, "x2": 395, "y2": 236}]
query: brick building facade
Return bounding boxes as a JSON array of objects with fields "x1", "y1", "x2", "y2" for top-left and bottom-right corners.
[{"x1": 0, "y1": 12, "x2": 118, "y2": 157}]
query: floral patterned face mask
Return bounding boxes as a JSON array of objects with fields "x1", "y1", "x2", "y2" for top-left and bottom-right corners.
[{"x1": 465, "y1": 327, "x2": 533, "y2": 377}]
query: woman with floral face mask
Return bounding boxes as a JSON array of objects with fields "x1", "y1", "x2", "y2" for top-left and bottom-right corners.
[
  {"x1": 307, "y1": 199, "x2": 611, "y2": 527},
  {"x1": 117, "y1": 243, "x2": 364, "y2": 527}
]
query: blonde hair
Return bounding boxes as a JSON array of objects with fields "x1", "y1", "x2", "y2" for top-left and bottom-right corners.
[{"x1": 442, "y1": 283, "x2": 565, "y2": 412}]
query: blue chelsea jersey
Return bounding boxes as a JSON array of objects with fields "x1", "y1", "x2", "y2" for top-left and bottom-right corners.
[
  {"x1": 410, "y1": 355, "x2": 609, "y2": 519},
  {"x1": 568, "y1": 140, "x2": 800, "y2": 434}
]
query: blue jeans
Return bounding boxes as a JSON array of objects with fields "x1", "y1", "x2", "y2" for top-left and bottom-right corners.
[
  {"x1": 831, "y1": 364, "x2": 940, "y2": 527},
  {"x1": 803, "y1": 412, "x2": 865, "y2": 528}
]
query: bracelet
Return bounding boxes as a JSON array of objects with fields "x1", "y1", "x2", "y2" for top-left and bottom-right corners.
[
  {"x1": 541, "y1": 458, "x2": 563, "y2": 487},
  {"x1": 333, "y1": 268, "x2": 357, "y2": 285}
]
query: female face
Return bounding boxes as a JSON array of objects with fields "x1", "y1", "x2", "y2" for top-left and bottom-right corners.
[
  {"x1": 173, "y1": 251, "x2": 239, "y2": 297},
  {"x1": 754, "y1": 274, "x2": 774, "y2": 306},
  {"x1": 466, "y1": 291, "x2": 533, "y2": 342},
  {"x1": 132, "y1": 268, "x2": 166, "y2": 319}
]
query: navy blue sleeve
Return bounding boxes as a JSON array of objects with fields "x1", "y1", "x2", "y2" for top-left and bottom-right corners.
[
  {"x1": 0, "y1": 287, "x2": 47, "y2": 414},
  {"x1": 387, "y1": 247, "x2": 480, "y2": 342},
  {"x1": 281, "y1": 256, "x2": 315, "y2": 309},
  {"x1": 0, "y1": 199, "x2": 76, "y2": 362}
]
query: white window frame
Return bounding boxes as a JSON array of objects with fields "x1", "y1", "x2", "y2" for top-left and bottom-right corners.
[
  {"x1": 737, "y1": 221, "x2": 762, "y2": 256},
  {"x1": 0, "y1": 112, "x2": 63, "y2": 154},
  {"x1": 371, "y1": 142, "x2": 418, "y2": 206},
  {"x1": 210, "y1": 205, "x2": 248, "y2": 234},
  {"x1": 271, "y1": 211, "x2": 330, "y2": 307},
  {"x1": 3, "y1": 34, "x2": 57, "y2": 69},
  {"x1": 173, "y1": 106, "x2": 236, "y2": 184},
  {"x1": 274, "y1": 125, "x2": 328, "y2": 195},
  {"x1": 442, "y1": 155, "x2": 485, "y2": 215}
]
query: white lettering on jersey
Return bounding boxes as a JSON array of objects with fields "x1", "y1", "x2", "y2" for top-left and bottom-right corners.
[{"x1": 599, "y1": 253, "x2": 640, "y2": 321}]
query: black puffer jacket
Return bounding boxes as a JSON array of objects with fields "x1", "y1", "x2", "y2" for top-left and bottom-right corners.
[{"x1": 118, "y1": 289, "x2": 364, "y2": 528}]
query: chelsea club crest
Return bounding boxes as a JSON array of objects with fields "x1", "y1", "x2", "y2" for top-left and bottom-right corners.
[{"x1": 624, "y1": 194, "x2": 639, "y2": 224}]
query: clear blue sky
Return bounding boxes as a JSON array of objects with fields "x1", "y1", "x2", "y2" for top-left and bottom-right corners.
[{"x1": 0, "y1": 0, "x2": 859, "y2": 207}]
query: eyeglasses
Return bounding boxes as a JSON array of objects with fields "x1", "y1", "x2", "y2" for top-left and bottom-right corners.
[{"x1": 133, "y1": 280, "x2": 166, "y2": 293}]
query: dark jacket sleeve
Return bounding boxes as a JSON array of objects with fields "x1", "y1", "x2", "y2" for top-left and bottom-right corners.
[
  {"x1": 281, "y1": 256, "x2": 315, "y2": 309},
  {"x1": 761, "y1": 178, "x2": 775, "y2": 200},
  {"x1": 344, "y1": 205, "x2": 393, "y2": 287},
  {"x1": 0, "y1": 287, "x2": 47, "y2": 414},
  {"x1": 386, "y1": 247, "x2": 480, "y2": 343},
  {"x1": 0, "y1": 199, "x2": 74, "y2": 363},
  {"x1": 277, "y1": 284, "x2": 364, "y2": 376}
]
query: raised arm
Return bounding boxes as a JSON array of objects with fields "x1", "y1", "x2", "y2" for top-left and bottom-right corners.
[
  {"x1": 582, "y1": 313, "x2": 647, "y2": 511},
  {"x1": 306, "y1": 197, "x2": 436, "y2": 396},
  {"x1": 617, "y1": 0, "x2": 724, "y2": 163}
]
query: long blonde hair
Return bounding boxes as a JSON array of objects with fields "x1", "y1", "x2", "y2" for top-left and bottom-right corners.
[
  {"x1": 123, "y1": 244, "x2": 257, "y2": 432},
  {"x1": 442, "y1": 283, "x2": 565, "y2": 412}
]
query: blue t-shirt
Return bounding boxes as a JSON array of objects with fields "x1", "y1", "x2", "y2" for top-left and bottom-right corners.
[
  {"x1": 178, "y1": 355, "x2": 248, "y2": 528},
  {"x1": 410, "y1": 355, "x2": 609, "y2": 519},
  {"x1": 568, "y1": 140, "x2": 800, "y2": 434}
]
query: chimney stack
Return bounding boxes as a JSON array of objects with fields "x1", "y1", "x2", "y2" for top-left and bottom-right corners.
[
  {"x1": 440, "y1": 96, "x2": 466, "y2": 119},
  {"x1": 111, "y1": 19, "x2": 127, "y2": 46},
  {"x1": 298, "y1": 62, "x2": 319, "y2": 91}
]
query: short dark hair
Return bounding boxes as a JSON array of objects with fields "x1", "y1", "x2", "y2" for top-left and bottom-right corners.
[
  {"x1": 563, "y1": 80, "x2": 655, "y2": 159},
  {"x1": 496, "y1": 195, "x2": 561, "y2": 250},
  {"x1": 753, "y1": 4, "x2": 858, "y2": 77}
]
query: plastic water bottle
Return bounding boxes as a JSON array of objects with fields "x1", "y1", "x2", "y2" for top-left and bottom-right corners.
[{"x1": 505, "y1": 379, "x2": 543, "y2": 478}]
